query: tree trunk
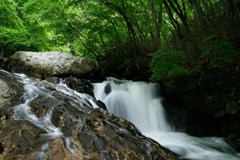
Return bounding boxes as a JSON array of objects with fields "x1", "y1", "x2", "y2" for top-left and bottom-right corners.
[{"x1": 149, "y1": 0, "x2": 161, "y2": 48}]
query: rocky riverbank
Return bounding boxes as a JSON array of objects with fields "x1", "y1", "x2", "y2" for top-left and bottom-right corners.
[{"x1": 0, "y1": 51, "x2": 178, "y2": 160}]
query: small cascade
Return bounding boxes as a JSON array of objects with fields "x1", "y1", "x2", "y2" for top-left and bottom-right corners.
[
  {"x1": 12, "y1": 73, "x2": 98, "y2": 159},
  {"x1": 94, "y1": 79, "x2": 171, "y2": 133},
  {"x1": 93, "y1": 78, "x2": 240, "y2": 160},
  {"x1": 14, "y1": 74, "x2": 62, "y2": 136}
]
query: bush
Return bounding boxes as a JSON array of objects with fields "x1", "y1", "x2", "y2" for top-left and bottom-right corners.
[
  {"x1": 201, "y1": 37, "x2": 240, "y2": 70},
  {"x1": 150, "y1": 49, "x2": 187, "y2": 81}
]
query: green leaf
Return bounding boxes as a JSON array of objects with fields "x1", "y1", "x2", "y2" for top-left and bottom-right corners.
[{"x1": 150, "y1": 49, "x2": 187, "y2": 80}]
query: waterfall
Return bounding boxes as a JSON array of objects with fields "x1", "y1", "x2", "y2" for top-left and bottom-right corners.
[{"x1": 93, "y1": 78, "x2": 240, "y2": 160}]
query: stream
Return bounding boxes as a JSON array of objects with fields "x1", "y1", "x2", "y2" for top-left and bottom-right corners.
[
  {"x1": 2, "y1": 69, "x2": 240, "y2": 159},
  {"x1": 93, "y1": 78, "x2": 240, "y2": 160}
]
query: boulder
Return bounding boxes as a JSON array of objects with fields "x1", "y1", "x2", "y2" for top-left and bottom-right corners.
[
  {"x1": 63, "y1": 76, "x2": 94, "y2": 96},
  {"x1": 7, "y1": 51, "x2": 98, "y2": 78},
  {"x1": 218, "y1": 113, "x2": 240, "y2": 152},
  {"x1": 0, "y1": 79, "x2": 12, "y2": 109},
  {"x1": 0, "y1": 70, "x2": 24, "y2": 110},
  {"x1": 0, "y1": 59, "x2": 6, "y2": 69},
  {"x1": 161, "y1": 74, "x2": 240, "y2": 151},
  {"x1": 0, "y1": 70, "x2": 178, "y2": 160},
  {"x1": 226, "y1": 101, "x2": 239, "y2": 114}
]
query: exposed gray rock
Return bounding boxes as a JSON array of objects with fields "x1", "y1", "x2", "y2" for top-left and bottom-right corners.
[
  {"x1": 7, "y1": 51, "x2": 98, "y2": 78},
  {"x1": 0, "y1": 70, "x2": 24, "y2": 110},
  {"x1": 0, "y1": 79, "x2": 12, "y2": 109}
]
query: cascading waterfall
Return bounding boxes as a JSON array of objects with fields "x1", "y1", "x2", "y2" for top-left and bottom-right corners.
[
  {"x1": 11, "y1": 73, "x2": 98, "y2": 159},
  {"x1": 3, "y1": 69, "x2": 239, "y2": 159},
  {"x1": 93, "y1": 78, "x2": 240, "y2": 160},
  {"x1": 14, "y1": 74, "x2": 62, "y2": 136}
]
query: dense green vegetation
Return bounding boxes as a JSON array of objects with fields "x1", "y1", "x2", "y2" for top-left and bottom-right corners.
[{"x1": 0, "y1": 0, "x2": 239, "y2": 81}]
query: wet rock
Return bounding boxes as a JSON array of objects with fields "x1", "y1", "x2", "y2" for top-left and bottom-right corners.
[
  {"x1": 226, "y1": 101, "x2": 239, "y2": 114},
  {"x1": 104, "y1": 82, "x2": 111, "y2": 95},
  {"x1": 164, "y1": 99, "x2": 221, "y2": 137},
  {"x1": 58, "y1": 76, "x2": 107, "y2": 110},
  {"x1": 44, "y1": 77, "x2": 59, "y2": 84},
  {"x1": 0, "y1": 70, "x2": 24, "y2": 110},
  {"x1": 0, "y1": 70, "x2": 178, "y2": 160},
  {"x1": 227, "y1": 134, "x2": 240, "y2": 152},
  {"x1": 96, "y1": 100, "x2": 107, "y2": 110},
  {"x1": 55, "y1": 108, "x2": 178, "y2": 160},
  {"x1": 0, "y1": 59, "x2": 6, "y2": 69},
  {"x1": 63, "y1": 76, "x2": 94, "y2": 96},
  {"x1": 160, "y1": 74, "x2": 240, "y2": 151},
  {"x1": 44, "y1": 138, "x2": 81, "y2": 160},
  {"x1": 0, "y1": 79, "x2": 12, "y2": 109},
  {"x1": 7, "y1": 51, "x2": 98, "y2": 78},
  {"x1": 0, "y1": 120, "x2": 47, "y2": 160},
  {"x1": 160, "y1": 72, "x2": 240, "y2": 118},
  {"x1": 218, "y1": 113, "x2": 240, "y2": 151}
]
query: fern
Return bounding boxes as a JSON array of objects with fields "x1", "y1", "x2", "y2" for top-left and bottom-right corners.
[
  {"x1": 201, "y1": 37, "x2": 240, "y2": 69},
  {"x1": 150, "y1": 49, "x2": 187, "y2": 81}
]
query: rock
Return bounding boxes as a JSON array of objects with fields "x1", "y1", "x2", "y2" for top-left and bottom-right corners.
[
  {"x1": 226, "y1": 101, "x2": 239, "y2": 114},
  {"x1": 44, "y1": 77, "x2": 59, "y2": 84},
  {"x1": 0, "y1": 120, "x2": 47, "y2": 160},
  {"x1": 63, "y1": 76, "x2": 94, "y2": 96},
  {"x1": 49, "y1": 108, "x2": 178, "y2": 160},
  {"x1": 163, "y1": 99, "x2": 221, "y2": 137},
  {"x1": 218, "y1": 113, "x2": 240, "y2": 152},
  {"x1": 0, "y1": 70, "x2": 24, "y2": 110},
  {"x1": 160, "y1": 72, "x2": 240, "y2": 118},
  {"x1": 159, "y1": 75, "x2": 240, "y2": 151},
  {"x1": 0, "y1": 59, "x2": 6, "y2": 69},
  {"x1": 7, "y1": 51, "x2": 98, "y2": 78},
  {"x1": 0, "y1": 79, "x2": 13, "y2": 109},
  {"x1": 0, "y1": 70, "x2": 178, "y2": 160}
]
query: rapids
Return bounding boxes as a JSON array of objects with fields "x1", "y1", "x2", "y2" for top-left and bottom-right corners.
[{"x1": 93, "y1": 78, "x2": 240, "y2": 160}]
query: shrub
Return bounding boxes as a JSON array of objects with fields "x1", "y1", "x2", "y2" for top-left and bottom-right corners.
[
  {"x1": 150, "y1": 49, "x2": 187, "y2": 81},
  {"x1": 201, "y1": 37, "x2": 240, "y2": 70}
]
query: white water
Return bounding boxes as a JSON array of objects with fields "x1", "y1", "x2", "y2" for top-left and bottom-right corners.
[
  {"x1": 14, "y1": 74, "x2": 63, "y2": 137},
  {"x1": 93, "y1": 78, "x2": 240, "y2": 160},
  {"x1": 12, "y1": 73, "x2": 98, "y2": 159}
]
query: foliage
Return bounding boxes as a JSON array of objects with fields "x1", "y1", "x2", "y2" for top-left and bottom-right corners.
[
  {"x1": 0, "y1": 0, "x2": 239, "y2": 81},
  {"x1": 201, "y1": 37, "x2": 240, "y2": 69},
  {"x1": 0, "y1": 0, "x2": 49, "y2": 56},
  {"x1": 150, "y1": 49, "x2": 187, "y2": 80}
]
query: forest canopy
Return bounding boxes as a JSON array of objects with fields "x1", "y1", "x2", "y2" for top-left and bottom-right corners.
[{"x1": 0, "y1": 0, "x2": 239, "y2": 80}]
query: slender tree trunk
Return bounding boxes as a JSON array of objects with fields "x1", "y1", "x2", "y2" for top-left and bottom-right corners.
[
  {"x1": 99, "y1": 32, "x2": 107, "y2": 54},
  {"x1": 163, "y1": 0, "x2": 182, "y2": 39},
  {"x1": 0, "y1": 44, "x2": 4, "y2": 58},
  {"x1": 107, "y1": 18, "x2": 121, "y2": 44},
  {"x1": 99, "y1": 0, "x2": 139, "y2": 57},
  {"x1": 149, "y1": 0, "x2": 161, "y2": 47},
  {"x1": 166, "y1": 0, "x2": 191, "y2": 32},
  {"x1": 189, "y1": 0, "x2": 214, "y2": 31}
]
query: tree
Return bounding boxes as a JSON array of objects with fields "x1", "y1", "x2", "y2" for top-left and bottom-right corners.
[
  {"x1": 1, "y1": 0, "x2": 239, "y2": 80},
  {"x1": 0, "y1": 0, "x2": 49, "y2": 57}
]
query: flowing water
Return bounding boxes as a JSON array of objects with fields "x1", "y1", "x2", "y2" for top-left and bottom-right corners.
[
  {"x1": 3, "y1": 69, "x2": 240, "y2": 159},
  {"x1": 93, "y1": 78, "x2": 240, "y2": 160},
  {"x1": 10, "y1": 72, "x2": 98, "y2": 159}
]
